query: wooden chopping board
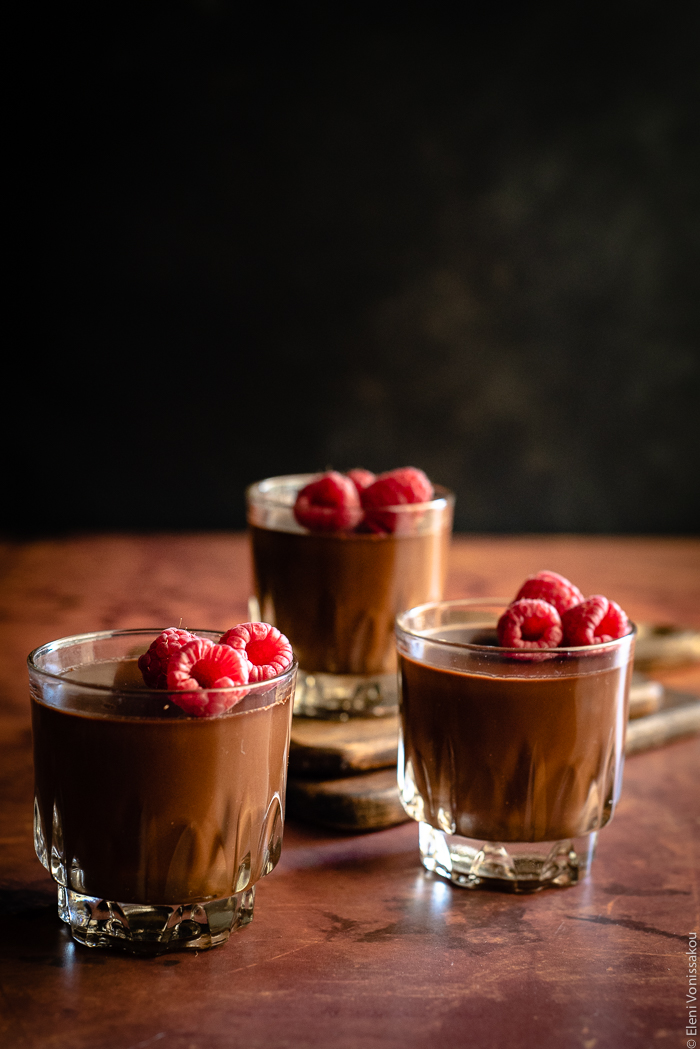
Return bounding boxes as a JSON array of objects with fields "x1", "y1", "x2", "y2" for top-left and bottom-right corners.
[
  {"x1": 289, "y1": 715, "x2": 400, "y2": 779},
  {"x1": 286, "y1": 679, "x2": 700, "y2": 833},
  {"x1": 286, "y1": 769, "x2": 405, "y2": 833}
]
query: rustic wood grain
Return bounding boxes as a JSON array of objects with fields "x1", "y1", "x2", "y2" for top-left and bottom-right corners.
[
  {"x1": 289, "y1": 716, "x2": 400, "y2": 778},
  {"x1": 625, "y1": 689, "x2": 700, "y2": 754},
  {"x1": 286, "y1": 769, "x2": 409, "y2": 831}
]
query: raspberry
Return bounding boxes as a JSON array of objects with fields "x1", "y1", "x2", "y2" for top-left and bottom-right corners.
[
  {"x1": 293, "y1": 471, "x2": 363, "y2": 532},
  {"x1": 138, "y1": 627, "x2": 198, "y2": 688},
  {"x1": 361, "y1": 467, "x2": 434, "y2": 508},
  {"x1": 360, "y1": 467, "x2": 434, "y2": 534},
  {"x1": 167, "y1": 639, "x2": 252, "y2": 716},
  {"x1": 497, "y1": 599, "x2": 563, "y2": 649},
  {"x1": 561, "y1": 595, "x2": 630, "y2": 646},
  {"x1": 346, "y1": 468, "x2": 376, "y2": 493},
  {"x1": 514, "y1": 571, "x2": 584, "y2": 616},
  {"x1": 221, "y1": 622, "x2": 294, "y2": 682}
]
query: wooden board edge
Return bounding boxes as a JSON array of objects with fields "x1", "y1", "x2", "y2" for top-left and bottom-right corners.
[{"x1": 625, "y1": 696, "x2": 700, "y2": 755}]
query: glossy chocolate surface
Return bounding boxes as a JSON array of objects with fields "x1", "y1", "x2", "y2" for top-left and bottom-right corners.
[
  {"x1": 400, "y1": 649, "x2": 632, "y2": 842},
  {"x1": 251, "y1": 524, "x2": 450, "y2": 675},
  {"x1": 31, "y1": 659, "x2": 293, "y2": 904}
]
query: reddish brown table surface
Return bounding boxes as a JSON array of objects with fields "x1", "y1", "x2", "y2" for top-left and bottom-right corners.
[{"x1": 1, "y1": 534, "x2": 699, "y2": 1049}]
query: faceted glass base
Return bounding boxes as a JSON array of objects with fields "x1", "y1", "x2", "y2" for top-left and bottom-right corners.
[
  {"x1": 419, "y1": 822, "x2": 597, "y2": 892},
  {"x1": 293, "y1": 669, "x2": 398, "y2": 718},
  {"x1": 59, "y1": 884, "x2": 256, "y2": 953}
]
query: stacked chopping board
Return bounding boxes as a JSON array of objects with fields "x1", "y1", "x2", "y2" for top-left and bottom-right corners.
[{"x1": 285, "y1": 624, "x2": 700, "y2": 832}]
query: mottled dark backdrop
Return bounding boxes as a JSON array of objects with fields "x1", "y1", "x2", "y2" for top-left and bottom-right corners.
[{"x1": 13, "y1": 2, "x2": 700, "y2": 533}]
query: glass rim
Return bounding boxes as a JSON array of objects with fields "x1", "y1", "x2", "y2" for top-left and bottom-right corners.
[
  {"x1": 27, "y1": 627, "x2": 299, "y2": 694},
  {"x1": 246, "y1": 473, "x2": 454, "y2": 513},
  {"x1": 396, "y1": 597, "x2": 637, "y2": 655}
]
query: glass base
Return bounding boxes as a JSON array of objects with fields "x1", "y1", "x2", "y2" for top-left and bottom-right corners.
[
  {"x1": 293, "y1": 669, "x2": 398, "y2": 718},
  {"x1": 58, "y1": 884, "x2": 256, "y2": 953},
  {"x1": 419, "y1": 822, "x2": 597, "y2": 892}
]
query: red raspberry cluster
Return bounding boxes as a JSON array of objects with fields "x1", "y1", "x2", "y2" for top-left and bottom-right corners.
[
  {"x1": 293, "y1": 467, "x2": 435, "y2": 535},
  {"x1": 496, "y1": 570, "x2": 630, "y2": 651},
  {"x1": 137, "y1": 622, "x2": 294, "y2": 717}
]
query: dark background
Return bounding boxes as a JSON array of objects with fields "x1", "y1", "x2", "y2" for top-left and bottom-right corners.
[{"x1": 12, "y1": 1, "x2": 700, "y2": 535}]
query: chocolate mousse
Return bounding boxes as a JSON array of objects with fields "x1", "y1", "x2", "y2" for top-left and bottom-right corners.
[
  {"x1": 399, "y1": 646, "x2": 632, "y2": 843},
  {"x1": 31, "y1": 658, "x2": 294, "y2": 905},
  {"x1": 247, "y1": 473, "x2": 454, "y2": 687},
  {"x1": 251, "y1": 524, "x2": 451, "y2": 675}
]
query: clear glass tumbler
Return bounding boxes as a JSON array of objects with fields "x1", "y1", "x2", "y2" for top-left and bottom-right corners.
[
  {"x1": 396, "y1": 600, "x2": 635, "y2": 891},
  {"x1": 247, "y1": 473, "x2": 454, "y2": 718},
  {"x1": 29, "y1": 628, "x2": 296, "y2": 953}
]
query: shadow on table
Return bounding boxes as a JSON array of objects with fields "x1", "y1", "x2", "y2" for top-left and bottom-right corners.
[{"x1": 0, "y1": 886, "x2": 80, "y2": 969}]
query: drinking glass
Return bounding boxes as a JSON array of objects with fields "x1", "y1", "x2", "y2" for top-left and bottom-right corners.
[
  {"x1": 396, "y1": 600, "x2": 635, "y2": 891},
  {"x1": 247, "y1": 473, "x2": 453, "y2": 718},
  {"x1": 29, "y1": 628, "x2": 296, "y2": 952}
]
